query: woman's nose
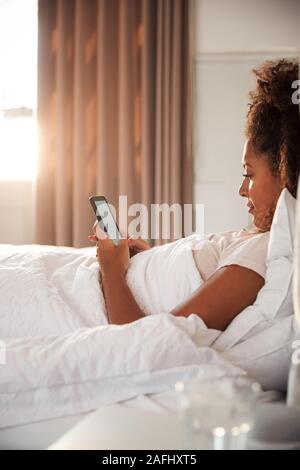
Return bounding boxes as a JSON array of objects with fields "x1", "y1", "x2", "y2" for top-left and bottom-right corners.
[{"x1": 239, "y1": 178, "x2": 249, "y2": 197}]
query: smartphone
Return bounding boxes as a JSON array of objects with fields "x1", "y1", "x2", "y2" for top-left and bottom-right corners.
[{"x1": 89, "y1": 196, "x2": 122, "y2": 245}]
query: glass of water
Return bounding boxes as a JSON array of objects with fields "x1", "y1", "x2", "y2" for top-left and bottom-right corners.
[{"x1": 176, "y1": 376, "x2": 261, "y2": 450}]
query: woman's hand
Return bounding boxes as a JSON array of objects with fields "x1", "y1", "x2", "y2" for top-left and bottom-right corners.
[
  {"x1": 88, "y1": 221, "x2": 150, "y2": 258},
  {"x1": 87, "y1": 220, "x2": 102, "y2": 242},
  {"x1": 96, "y1": 237, "x2": 130, "y2": 278},
  {"x1": 127, "y1": 237, "x2": 151, "y2": 257}
]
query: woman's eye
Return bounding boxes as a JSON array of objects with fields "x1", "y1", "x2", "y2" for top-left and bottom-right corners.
[{"x1": 242, "y1": 173, "x2": 252, "y2": 179}]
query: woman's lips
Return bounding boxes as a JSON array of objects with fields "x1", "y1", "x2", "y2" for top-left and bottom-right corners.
[{"x1": 247, "y1": 203, "x2": 254, "y2": 213}]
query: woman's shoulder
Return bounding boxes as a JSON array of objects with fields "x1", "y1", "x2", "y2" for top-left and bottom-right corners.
[
  {"x1": 212, "y1": 226, "x2": 270, "y2": 251},
  {"x1": 195, "y1": 225, "x2": 269, "y2": 251},
  {"x1": 237, "y1": 225, "x2": 270, "y2": 240},
  {"x1": 203, "y1": 229, "x2": 248, "y2": 252}
]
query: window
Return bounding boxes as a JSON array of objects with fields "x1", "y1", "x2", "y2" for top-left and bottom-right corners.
[{"x1": 0, "y1": 0, "x2": 37, "y2": 180}]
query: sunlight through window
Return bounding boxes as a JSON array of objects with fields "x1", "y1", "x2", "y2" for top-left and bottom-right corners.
[{"x1": 0, "y1": 0, "x2": 37, "y2": 180}]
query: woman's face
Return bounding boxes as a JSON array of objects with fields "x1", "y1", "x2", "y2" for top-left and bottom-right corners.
[{"x1": 239, "y1": 140, "x2": 283, "y2": 232}]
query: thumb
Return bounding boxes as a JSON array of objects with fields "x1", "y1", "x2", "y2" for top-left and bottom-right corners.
[{"x1": 88, "y1": 234, "x2": 98, "y2": 242}]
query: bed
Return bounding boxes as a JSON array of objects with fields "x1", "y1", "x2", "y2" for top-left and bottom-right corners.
[{"x1": 0, "y1": 188, "x2": 298, "y2": 449}]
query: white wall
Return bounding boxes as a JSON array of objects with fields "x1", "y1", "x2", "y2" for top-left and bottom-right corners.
[
  {"x1": 193, "y1": 0, "x2": 300, "y2": 234},
  {"x1": 195, "y1": 0, "x2": 300, "y2": 53}
]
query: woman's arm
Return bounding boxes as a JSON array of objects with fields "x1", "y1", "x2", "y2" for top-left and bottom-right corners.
[
  {"x1": 96, "y1": 237, "x2": 145, "y2": 325},
  {"x1": 96, "y1": 238, "x2": 264, "y2": 329},
  {"x1": 171, "y1": 264, "x2": 264, "y2": 331},
  {"x1": 102, "y1": 272, "x2": 145, "y2": 325}
]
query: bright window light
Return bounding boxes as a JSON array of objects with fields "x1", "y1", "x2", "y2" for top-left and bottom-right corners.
[{"x1": 0, "y1": 0, "x2": 37, "y2": 180}]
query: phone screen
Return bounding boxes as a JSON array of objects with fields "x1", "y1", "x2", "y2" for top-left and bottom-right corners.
[{"x1": 90, "y1": 197, "x2": 122, "y2": 245}]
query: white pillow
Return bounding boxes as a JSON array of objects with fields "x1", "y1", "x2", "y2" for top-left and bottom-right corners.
[
  {"x1": 267, "y1": 188, "x2": 295, "y2": 261},
  {"x1": 260, "y1": 188, "x2": 295, "y2": 321},
  {"x1": 214, "y1": 189, "x2": 299, "y2": 391},
  {"x1": 293, "y1": 177, "x2": 300, "y2": 331}
]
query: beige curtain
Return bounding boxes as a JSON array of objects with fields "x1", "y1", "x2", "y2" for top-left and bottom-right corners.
[{"x1": 36, "y1": 0, "x2": 192, "y2": 247}]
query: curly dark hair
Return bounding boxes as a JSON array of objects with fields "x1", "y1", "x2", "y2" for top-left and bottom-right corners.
[{"x1": 246, "y1": 58, "x2": 300, "y2": 198}]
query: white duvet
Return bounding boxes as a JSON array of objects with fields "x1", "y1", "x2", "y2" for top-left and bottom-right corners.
[{"x1": 0, "y1": 236, "x2": 293, "y2": 427}]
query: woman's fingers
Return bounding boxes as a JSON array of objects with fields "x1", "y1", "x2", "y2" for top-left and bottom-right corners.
[
  {"x1": 127, "y1": 237, "x2": 151, "y2": 258},
  {"x1": 91, "y1": 230, "x2": 150, "y2": 255},
  {"x1": 93, "y1": 220, "x2": 98, "y2": 234},
  {"x1": 96, "y1": 237, "x2": 128, "y2": 260},
  {"x1": 88, "y1": 234, "x2": 98, "y2": 242},
  {"x1": 127, "y1": 237, "x2": 150, "y2": 251}
]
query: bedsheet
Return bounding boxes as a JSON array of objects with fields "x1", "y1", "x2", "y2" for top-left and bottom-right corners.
[{"x1": 0, "y1": 240, "x2": 295, "y2": 428}]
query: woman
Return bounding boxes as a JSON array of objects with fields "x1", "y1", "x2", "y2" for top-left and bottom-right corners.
[{"x1": 89, "y1": 59, "x2": 300, "y2": 330}]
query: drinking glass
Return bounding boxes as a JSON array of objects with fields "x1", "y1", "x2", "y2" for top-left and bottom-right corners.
[{"x1": 176, "y1": 376, "x2": 261, "y2": 450}]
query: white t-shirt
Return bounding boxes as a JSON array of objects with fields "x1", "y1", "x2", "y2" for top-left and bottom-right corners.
[{"x1": 192, "y1": 227, "x2": 270, "y2": 281}]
